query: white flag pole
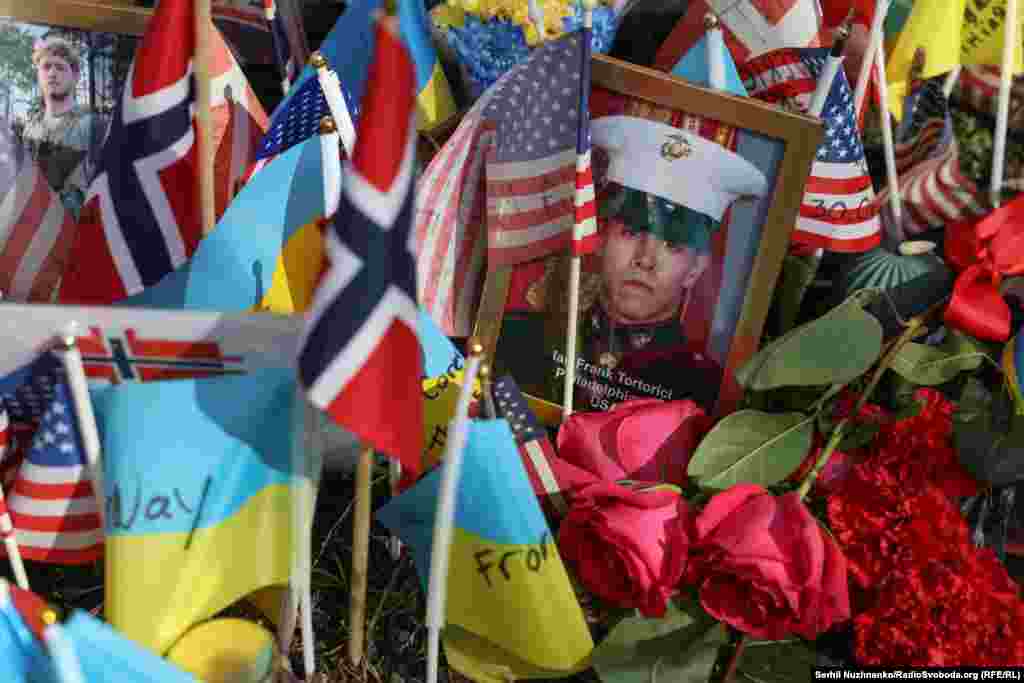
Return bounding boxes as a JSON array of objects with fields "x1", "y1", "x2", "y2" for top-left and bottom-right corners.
[
  {"x1": 426, "y1": 346, "x2": 483, "y2": 683},
  {"x1": 55, "y1": 325, "x2": 106, "y2": 534},
  {"x1": 854, "y1": 0, "x2": 893, "y2": 121},
  {"x1": 312, "y1": 53, "x2": 357, "y2": 159},
  {"x1": 943, "y1": 65, "x2": 963, "y2": 98},
  {"x1": 562, "y1": 0, "x2": 597, "y2": 420},
  {"x1": 875, "y1": 39, "x2": 903, "y2": 226},
  {"x1": 991, "y1": 0, "x2": 1018, "y2": 209}
]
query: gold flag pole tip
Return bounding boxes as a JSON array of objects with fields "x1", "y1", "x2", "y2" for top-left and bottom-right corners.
[
  {"x1": 309, "y1": 52, "x2": 327, "y2": 69},
  {"x1": 319, "y1": 116, "x2": 337, "y2": 135},
  {"x1": 703, "y1": 13, "x2": 720, "y2": 30},
  {"x1": 467, "y1": 339, "x2": 485, "y2": 357}
]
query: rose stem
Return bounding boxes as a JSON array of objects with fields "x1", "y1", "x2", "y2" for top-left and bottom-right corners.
[
  {"x1": 719, "y1": 631, "x2": 748, "y2": 683},
  {"x1": 795, "y1": 316, "x2": 927, "y2": 500}
]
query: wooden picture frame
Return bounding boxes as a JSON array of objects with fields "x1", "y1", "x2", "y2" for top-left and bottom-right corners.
[
  {"x1": 473, "y1": 53, "x2": 824, "y2": 425},
  {"x1": 0, "y1": 1, "x2": 151, "y2": 35}
]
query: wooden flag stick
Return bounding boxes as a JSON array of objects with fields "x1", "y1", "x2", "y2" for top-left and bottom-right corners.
[
  {"x1": 195, "y1": 0, "x2": 216, "y2": 235},
  {"x1": 348, "y1": 444, "x2": 374, "y2": 666},
  {"x1": 991, "y1": 0, "x2": 1019, "y2": 209}
]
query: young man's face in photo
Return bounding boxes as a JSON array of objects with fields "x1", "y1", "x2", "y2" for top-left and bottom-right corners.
[
  {"x1": 600, "y1": 218, "x2": 706, "y2": 325},
  {"x1": 37, "y1": 55, "x2": 76, "y2": 101}
]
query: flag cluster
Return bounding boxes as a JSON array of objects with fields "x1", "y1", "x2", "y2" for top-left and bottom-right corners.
[{"x1": 742, "y1": 47, "x2": 881, "y2": 252}]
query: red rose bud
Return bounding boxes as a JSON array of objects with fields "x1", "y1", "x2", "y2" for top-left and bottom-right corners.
[
  {"x1": 685, "y1": 484, "x2": 851, "y2": 639},
  {"x1": 558, "y1": 482, "x2": 692, "y2": 618},
  {"x1": 556, "y1": 399, "x2": 712, "y2": 488}
]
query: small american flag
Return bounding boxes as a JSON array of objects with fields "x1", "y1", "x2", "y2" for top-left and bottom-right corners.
[
  {"x1": 0, "y1": 119, "x2": 76, "y2": 302},
  {"x1": 743, "y1": 47, "x2": 881, "y2": 252},
  {"x1": 877, "y1": 78, "x2": 987, "y2": 243},
  {"x1": 492, "y1": 376, "x2": 569, "y2": 520},
  {"x1": 298, "y1": 17, "x2": 423, "y2": 478},
  {"x1": 0, "y1": 352, "x2": 101, "y2": 565},
  {"x1": 573, "y1": 16, "x2": 598, "y2": 256},
  {"x1": 242, "y1": 74, "x2": 355, "y2": 185},
  {"x1": 483, "y1": 32, "x2": 590, "y2": 266}
]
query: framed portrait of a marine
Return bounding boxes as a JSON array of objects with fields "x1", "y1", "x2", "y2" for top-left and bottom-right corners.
[{"x1": 475, "y1": 54, "x2": 824, "y2": 423}]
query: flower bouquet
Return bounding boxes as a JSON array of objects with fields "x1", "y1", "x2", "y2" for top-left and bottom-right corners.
[
  {"x1": 429, "y1": 0, "x2": 620, "y2": 100},
  {"x1": 511, "y1": 275, "x2": 1024, "y2": 679}
]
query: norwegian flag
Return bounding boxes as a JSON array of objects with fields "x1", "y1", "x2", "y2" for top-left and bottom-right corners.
[
  {"x1": 76, "y1": 327, "x2": 245, "y2": 384},
  {"x1": 0, "y1": 119, "x2": 76, "y2": 303},
  {"x1": 573, "y1": 14, "x2": 599, "y2": 257},
  {"x1": 298, "y1": 17, "x2": 423, "y2": 476},
  {"x1": 742, "y1": 47, "x2": 881, "y2": 252},
  {"x1": 0, "y1": 352, "x2": 101, "y2": 565},
  {"x1": 57, "y1": 0, "x2": 268, "y2": 305},
  {"x1": 484, "y1": 32, "x2": 592, "y2": 266}
]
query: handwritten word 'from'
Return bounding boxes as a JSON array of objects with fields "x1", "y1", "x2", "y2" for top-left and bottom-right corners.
[
  {"x1": 474, "y1": 532, "x2": 552, "y2": 587},
  {"x1": 106, "y1": 476, "x2": 213, "y2": 531}
]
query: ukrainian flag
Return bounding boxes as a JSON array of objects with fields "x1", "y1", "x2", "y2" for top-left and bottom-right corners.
[
  {"x1": 91, "y1": 369, "x2": 297, "y2": 655},
  {"x1": 1005, "y1": 329, "x2": 1024, "y2": 415},
  {"x1": 121, "y1": 135, "x2": 331, "y2": 314},
  {"x1": 376, "y1": 419, "x2": 593, "y2": 682},
  {"x1": 399, "y1": 0, "x2": 457, "y2": 130}
]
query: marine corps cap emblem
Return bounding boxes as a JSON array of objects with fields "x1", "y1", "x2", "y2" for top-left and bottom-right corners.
[{"x1": 660, "y1": 134, "x2": 693, "y2": 161}]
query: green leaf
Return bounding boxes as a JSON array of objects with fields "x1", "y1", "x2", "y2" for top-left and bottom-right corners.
[
  {"x1": 890, "y1": 330, "x2": 987, "y2": 386},
  {"x1": 592, "y1": 601, "x2": 727, "y2": 683},
  {"x1": 736, "y1": 294, "x2": 883, "y2": 390},
  {"x1": 738, "y1": 640, "x2": 818, "y2": 683},
  {"x1": 956, "y1": 377, "x2": 994, "y2": 423},
  {"x1": 954, "y1": 389, "x2": 1024, "y2": 486},
  {"x1": 687, "y1": 411, "x2": 815, "y2": 489}
]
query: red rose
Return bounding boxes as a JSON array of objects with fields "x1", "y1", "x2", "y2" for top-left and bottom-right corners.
[
  {"x1": 558, "y1": 482, "x2": 691, "y2": 617},
  {"x1": 683, "y1": 485, "x2": 850, "y2": 639},
  {"x1": 556, "y1": 399, "x2": 712, "y2": 488}
]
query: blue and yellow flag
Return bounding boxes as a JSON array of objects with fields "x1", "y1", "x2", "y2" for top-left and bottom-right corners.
[
  {"x1": 1004, "y1": 329, "x2": 1024, "y2": 414},
  {"x1": 399, "y1": 0, "x2": 458, "y2": 130},
  {"x1": 376, "y1": 419, "x2": 593, "y2": 682},
  {"x1": 91, "y1": 370, "x2": 296, "y2": 655},
  {"x1": 122, "y1": 135, "x2": 330, "y2": 314}
]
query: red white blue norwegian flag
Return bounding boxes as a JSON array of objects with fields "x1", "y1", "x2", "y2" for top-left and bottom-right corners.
[
  {"x1": 58, "y1": 0, "x2": 202, "y2": 304},
  {"x1": 298, "y1": 17, "x2": 423, "y2": 479},
  {"x1": 0, "y1": 352, "x2": 101, "y2": 565}
]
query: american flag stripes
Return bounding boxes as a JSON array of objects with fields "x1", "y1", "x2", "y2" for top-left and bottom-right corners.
[
  {"x1": 415, "y1": 88, "x2": 497, "y2": 338},
  {"x1": 742, "y1": 47, "x2": 881, "y2": 252},
  {"x1": 484, "y1": 33, "x2": 591, "y2": 266},
  {"x1": 0, "y1": 121, "x2": 76, "y2": 303},
  {"x1": 492, "y1": 376, "x2": 569, "y2": 520},
  {"x1": 298, "y1": 17, "x2": 423, "y2": 476},
  {"x1": 573, "y1": 13, "x2": 599, "y2": 257},
  {"x1": 878, "y1": 77, "x2": 988, "y2": 242},
  {"x1": 0, "y1": 352, "x2": 101, "y2": 565}
]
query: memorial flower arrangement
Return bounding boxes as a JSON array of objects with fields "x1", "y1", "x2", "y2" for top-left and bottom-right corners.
[{"x1": 514, "y1": 277, "x2": 1024, "y2": 679}]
